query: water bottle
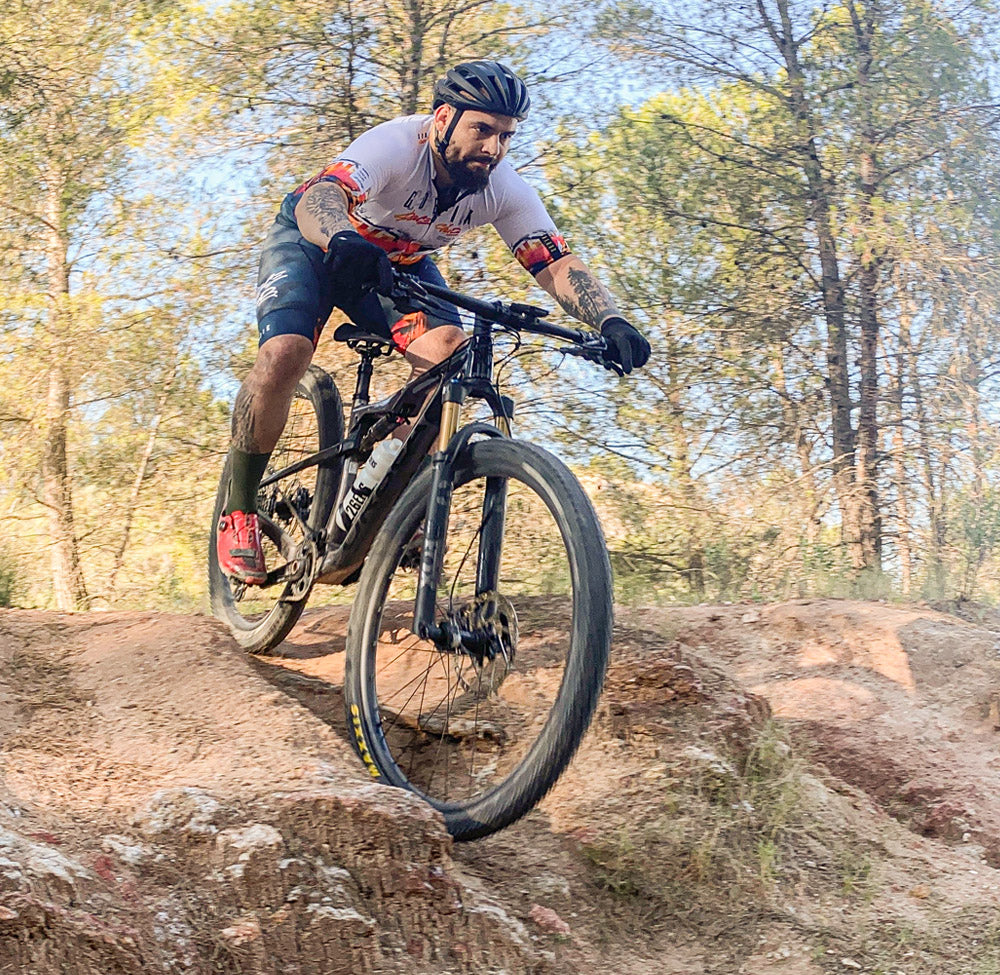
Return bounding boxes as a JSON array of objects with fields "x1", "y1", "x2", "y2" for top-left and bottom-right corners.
[{"x1": 332, "y1": 438, "x2": 403, "y2": 540}]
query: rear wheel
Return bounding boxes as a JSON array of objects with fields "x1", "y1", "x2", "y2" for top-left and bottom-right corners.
[
  {"x1": 209, "y1": 365, "x2": 344, "y2": 654},
  {"x1": 344, "y1": 438, "x2": 612, "y2": 840}
]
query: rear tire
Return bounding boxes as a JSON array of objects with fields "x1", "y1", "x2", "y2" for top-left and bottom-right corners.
[
  {"x1": 343, "y1": 438, "x2": 612, "y2": 840},
  {"x1": 209, "y1": 365, "x2": 344, "y2": 654}
]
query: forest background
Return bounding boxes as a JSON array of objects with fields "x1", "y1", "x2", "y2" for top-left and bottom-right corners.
[{"x1": 2, "y1": 0, "x2": 999, "y2": 612}]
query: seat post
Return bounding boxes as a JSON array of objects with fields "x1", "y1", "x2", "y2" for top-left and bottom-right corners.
[
  {"x1": 347, "y1": 337, "x2": 393, "y2": 410},
  {"x1": 352, "y1": 350, "x2": 376, "y2": 408}
]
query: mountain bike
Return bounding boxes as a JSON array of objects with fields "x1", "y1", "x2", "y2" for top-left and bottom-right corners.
[{"x1": 208, "y1": 270, "x2": 616, "y2": 840}]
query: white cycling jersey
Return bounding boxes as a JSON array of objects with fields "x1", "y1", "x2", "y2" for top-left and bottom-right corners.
[{"x1": 279, "y1": 114, "x2": 571, "y2": 273}]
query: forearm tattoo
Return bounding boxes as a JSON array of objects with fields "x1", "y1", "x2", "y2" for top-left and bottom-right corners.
[
  {"x1": 231, "y1": 386, "x2": 262, "y2": 452},
  {"x1": 302, "y1": 184, "x2": 354, "y2": 239},
  {"x1": 561, "y1": 267, "x2": 617, "y2": 329}
]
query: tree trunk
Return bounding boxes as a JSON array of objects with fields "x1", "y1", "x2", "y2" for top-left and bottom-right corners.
[
  {"x1": 959, "y1": 301, "x2": 986, "y2": 599},
  {"x1": 771, "y1": 346, "x2": 824, "y2": 592},
  {"x1": 900, "y1": 309, "x2": 946, "y2": 593},
  {"x1": 400, "y1": 0, "x2": 426, "y2": 115},
  {"x1": 849, "y1": 0, "x2": 883, "y2": 572},
  {"x1": 889, "y1": 346, "x2": 914, "y2": 595},
  {"x1": 106, "y1": 360, "x2": 178, "y2": 598},
  {"x1": 766, "y1": 0, "x2": 858, "y2": 565},
  {"x1": 666, "y1": 353, "x2": 705, "y2": 595},
  {"x1": 41, "y1": 167, "x2": 90, "y2": 610}
]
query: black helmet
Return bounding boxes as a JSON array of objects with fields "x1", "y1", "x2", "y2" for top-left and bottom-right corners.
[{"x1": 432, "y1": 60, "x2": 530, "y2": 120}]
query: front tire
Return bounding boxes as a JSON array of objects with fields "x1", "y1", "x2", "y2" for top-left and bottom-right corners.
[
  {"x1": 209, "y1": 365, "x2": 344, "y2": 654},
  {"x1": 343, "y1": 438, "x2": 613, "y2": 840}
]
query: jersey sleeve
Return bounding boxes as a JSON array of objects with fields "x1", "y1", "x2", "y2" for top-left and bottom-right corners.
[
  {"x1": 289, "y1": 126, "x2": 393, "y2": 209},
  {"x1": 491, "y1": 170, "x2": 572, "y2": 276}
]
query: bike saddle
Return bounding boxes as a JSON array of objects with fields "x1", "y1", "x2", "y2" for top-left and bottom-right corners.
[{"x1": 333, "y1": 322, "x2": 393, "y2": 348}]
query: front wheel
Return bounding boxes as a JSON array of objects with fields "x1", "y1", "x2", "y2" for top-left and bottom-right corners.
[
  {"x1": 344, "y1": 438, "x2": 613, "y2": 840},
  {"x1": 208, "y1": 365, "x2": 344, "y2": 655}
]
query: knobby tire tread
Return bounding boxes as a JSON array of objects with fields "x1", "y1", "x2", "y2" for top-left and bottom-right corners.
[{"x1": 343, "y1": 437, "x2": 613, "y2": 840}]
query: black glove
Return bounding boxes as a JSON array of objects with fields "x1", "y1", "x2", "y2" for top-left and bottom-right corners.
[
  {"x1": 600, "y1": 317, "x2": 650, "y2": 374},
  {"x1": 324, "y1": 230, "x2": 393, "y2": 296}
]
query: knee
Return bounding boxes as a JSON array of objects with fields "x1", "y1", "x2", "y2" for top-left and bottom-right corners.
[
  {"x1": 433, "y1": 325, "x2": 469, "y2": 358},
  {"x1": 250, "y1": 334, "x2": 314, "y2": 393},
  {"x1": 405, "y1": 325, "x2": 467, "y2": 371}
]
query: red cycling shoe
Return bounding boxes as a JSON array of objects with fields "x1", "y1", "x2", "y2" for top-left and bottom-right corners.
[{"x1": 217, "y1": 511, "x2": 268, "y2": 585}]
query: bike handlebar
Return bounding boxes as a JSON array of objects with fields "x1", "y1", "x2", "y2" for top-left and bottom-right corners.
[{"x1": 388, "y1": 270, "x2": 623, "y2": 375}]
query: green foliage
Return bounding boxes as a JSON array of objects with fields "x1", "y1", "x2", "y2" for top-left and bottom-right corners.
[
  {"x1": 580, "y1": 722, "x2": 809, "y2": 916},
  {"x1": 3, "y1": 0, "x2": 1000, "y2": 608},
  {"x1": 548, "y1": 0, "x2": 1000, "y2": 602},
  {"x1": 955, "y1": 484, "x2": 1000, "y2": 599},
  {"x1": 0, "y1": 0, "x2": 580, "y2": 610},
  {"x1": 0, "y1": 549, "x2": 18, "y2": 608}
]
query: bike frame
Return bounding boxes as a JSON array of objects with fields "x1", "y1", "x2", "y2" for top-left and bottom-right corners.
[{"x1": 256, "y1": 275, "x2": 606, "y2": 647}]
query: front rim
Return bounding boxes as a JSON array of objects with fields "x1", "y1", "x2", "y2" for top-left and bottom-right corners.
[{"x1": 358, "y1": 449, "x2": 592, "y2": 813}]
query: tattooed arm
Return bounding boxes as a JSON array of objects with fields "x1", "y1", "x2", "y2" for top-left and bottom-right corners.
[
  {"x1": 533, "y1": 255, "x2": 620, "y2": 330},
  {"x1": 293, "y1": 182, "x2": 355, "y2": 247}
]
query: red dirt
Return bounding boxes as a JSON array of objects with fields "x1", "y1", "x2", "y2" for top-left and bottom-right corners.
[{"x1": 4, "y1": 598, "x2": 1000, "y2": 973}]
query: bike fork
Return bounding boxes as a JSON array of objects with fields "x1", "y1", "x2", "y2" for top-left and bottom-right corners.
[
  {"x1": 414, "y1": 382, "x2": 463, "y2": 643},
  {"x1": 413, "y1": 384, "x2": 509, "y2": 647},
  {"x1": 413, "y1": 469, "x2": 508, "y2": 649}
]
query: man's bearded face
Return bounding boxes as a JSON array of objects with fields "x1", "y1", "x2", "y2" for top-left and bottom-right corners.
[{"x1": 437, "y1": 109, "x2": 517, "y2": 190}]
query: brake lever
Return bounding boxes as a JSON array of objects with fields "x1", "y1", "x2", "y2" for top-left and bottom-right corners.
[
  {"x1": 389, "y1": 273, "x2": 428, "y2": 302},
  {"x1": 509, "y1": 302, "x2": 550, "y2": 318},
  {"x1": 562, "y1": 340, "x2": 626, "y2": 377}
]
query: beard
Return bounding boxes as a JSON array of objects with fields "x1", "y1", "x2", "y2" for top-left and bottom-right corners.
[{"x1": 442, "y1": 146, "x2": 496, "y2": 191}]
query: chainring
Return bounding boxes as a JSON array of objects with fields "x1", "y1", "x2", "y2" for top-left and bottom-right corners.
[{"x1": 281, "y1": 536, "x2": 319, "y2": 603}]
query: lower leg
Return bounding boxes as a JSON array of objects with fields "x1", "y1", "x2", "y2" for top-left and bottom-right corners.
[{"x1": 227, "y1": 334, "x2": 315, "y2": 513}]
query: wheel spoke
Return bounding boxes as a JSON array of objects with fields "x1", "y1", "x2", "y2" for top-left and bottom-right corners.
[
  {"x1": 347, "y1": 438, "x2": 612, "y2": 839},
  {"x1": 368, "y1": 451, "x2": 572, "y2": 802}
]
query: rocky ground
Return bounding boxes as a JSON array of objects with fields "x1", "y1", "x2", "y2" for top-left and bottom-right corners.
[{"x1": 3, "y1": 598, "x2": 1000, "y2": 974}]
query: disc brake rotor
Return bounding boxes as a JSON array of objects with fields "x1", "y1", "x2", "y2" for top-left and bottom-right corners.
[{"x1": 453, "y1": 592, "x2": 518, "y2": 694}]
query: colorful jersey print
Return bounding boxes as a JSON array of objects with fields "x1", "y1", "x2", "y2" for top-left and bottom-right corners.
[{"x1": 278, "y1": 115, "x2": 571, "y2": 273}]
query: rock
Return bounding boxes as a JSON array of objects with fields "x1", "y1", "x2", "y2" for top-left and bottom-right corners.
[
  {"x1": 529, "y1": 874, "x2": 571, "y2": 899},
  {"x1": 218, "y1": 917, "x2": 262, "y2": 945},
  {"x1": 101, "y1": 835, "x2": 149, "y2": 867},
  {"x1": 0, "y1": 826, "x2": 90, "y2": 899},
  {"x1": 529, "y1": 904, "x2": 571, "y2": 935},
  {"x1": 132, "y1": 788, "x2": 222, "y2": 838}
]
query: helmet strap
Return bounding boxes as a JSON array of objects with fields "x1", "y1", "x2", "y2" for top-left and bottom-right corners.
[{"x1": 434, "y1": 106, "x2": 464, "y2": 157}]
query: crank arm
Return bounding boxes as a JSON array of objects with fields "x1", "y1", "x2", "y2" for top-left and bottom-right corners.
[{"x1": 278, "y1": 538, "x2": 320, "y2": 603}]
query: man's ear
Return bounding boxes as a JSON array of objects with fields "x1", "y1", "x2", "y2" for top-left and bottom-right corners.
[{"x1": 433, "y1": 104, "x2": 453, "y2": 131}]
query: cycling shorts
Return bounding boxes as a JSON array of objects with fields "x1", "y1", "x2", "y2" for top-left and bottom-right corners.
[{"x1": 255, "y1": 218, "x2": 459, "y2": 353}]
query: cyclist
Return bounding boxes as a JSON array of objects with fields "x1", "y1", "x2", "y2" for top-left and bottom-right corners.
[{"x1": 218, "y1": 59, "x2": 651, "y2": 584}]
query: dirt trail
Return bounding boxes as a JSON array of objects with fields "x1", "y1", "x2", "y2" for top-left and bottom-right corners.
[{"x1": 3, "y1": 598, "x2": 1000, "y2": 973}]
